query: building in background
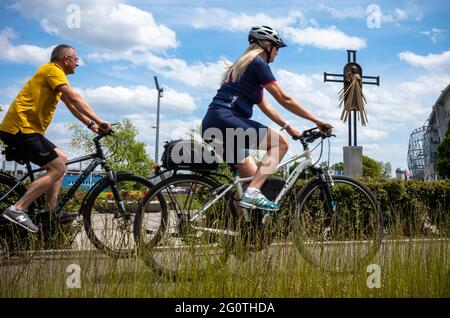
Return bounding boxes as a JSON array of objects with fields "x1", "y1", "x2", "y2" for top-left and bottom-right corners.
[{"x1": 408, "y1": 84, "x2": 450, "y2": 180}]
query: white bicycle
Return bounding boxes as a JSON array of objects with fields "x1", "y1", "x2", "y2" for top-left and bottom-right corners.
[{"x1": 134, "y1": 127, "x2": 383, "y2": 277}]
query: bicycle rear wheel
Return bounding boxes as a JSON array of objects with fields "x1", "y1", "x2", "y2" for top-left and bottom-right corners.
[
  {"x1": 0, "y1": 176, "x2": 31, "y2": 255},
  {"x1": 134, "y1": 174, "x2": 237, "y2": 278},
  {"x1": 294, "y1": 175, "x2": 383, "y2": 273},
  {"x1": 82, "y1": 172, "x2": 154, "y2": 257}
]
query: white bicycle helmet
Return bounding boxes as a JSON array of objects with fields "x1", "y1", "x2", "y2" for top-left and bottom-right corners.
[{"x1": 248, "y1": 25, "x2": 287, "y2": 48}]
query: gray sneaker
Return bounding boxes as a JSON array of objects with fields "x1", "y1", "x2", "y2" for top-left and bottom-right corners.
[{"x1": 2, "y1": 207, "x2": 39, "y2": 233}]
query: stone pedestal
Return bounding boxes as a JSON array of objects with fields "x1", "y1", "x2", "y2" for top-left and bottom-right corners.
[{"x1": 343, "y1": 146, "x2": 363, "y2": 177}]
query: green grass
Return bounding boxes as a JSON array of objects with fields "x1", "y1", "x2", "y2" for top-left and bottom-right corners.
[
  {"x1": 0, "y1": 200, "x2": 448, "y2": 298},
  {"x1": 0, "y1": 235, "x2": 448, "y2": 298}
]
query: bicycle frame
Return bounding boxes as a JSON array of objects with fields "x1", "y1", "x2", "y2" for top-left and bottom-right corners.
[
  {"x1": 0, "y1": 152, "x2": 106, "y2": 215},
  {"x1": 0, "y1": 131, "x2": 132, "y2": 219},
  {"x1": 190, "y1": 147, "x2": 314, "y2": 224}
]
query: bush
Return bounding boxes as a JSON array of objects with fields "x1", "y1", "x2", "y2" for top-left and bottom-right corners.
[{"x1": 293, "y1": 178, "x2": 450, "y2": 237}]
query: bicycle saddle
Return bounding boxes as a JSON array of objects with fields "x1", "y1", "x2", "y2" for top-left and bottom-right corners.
[{"x1": 2, "y1": 146, "x2": 26, "y2": 164}]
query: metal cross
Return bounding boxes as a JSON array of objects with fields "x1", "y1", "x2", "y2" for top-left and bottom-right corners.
[{"x1": 324, "y1": 50, "x2": 380, "y2": 146}]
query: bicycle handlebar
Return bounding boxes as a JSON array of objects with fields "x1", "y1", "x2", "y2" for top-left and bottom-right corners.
[
  {"x1": 93, "y1": 123, "x2": 117, "y2": 144},
  {"x1": 292, "y1": 127, "x2": 336, "y2": 147}
]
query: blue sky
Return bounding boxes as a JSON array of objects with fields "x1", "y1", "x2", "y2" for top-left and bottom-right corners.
[{"x1": 0, "y1": 0, "x2": 449, "y2": 174}]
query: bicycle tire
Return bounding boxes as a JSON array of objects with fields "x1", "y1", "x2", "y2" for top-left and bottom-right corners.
[
  {"x1": 0, "y1": 175, "x2": 33, "y2": 255},
  {"x1": 81, "y1": 172, "x2": 154, "y2": 258},
  {"x1": 294, "y1": 175, "x2": 383, "y2": 273},
  {"x1": 134, "y1": 174, "x2": 237, "y2": 278}
]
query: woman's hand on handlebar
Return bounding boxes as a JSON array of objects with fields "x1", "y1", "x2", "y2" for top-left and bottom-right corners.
[
  {"x1": 315, "y1": 120, "x2": 334, "y2": 136},
  {"x1": 286, "y1": 125, "x2": 302, "y2": 139}
]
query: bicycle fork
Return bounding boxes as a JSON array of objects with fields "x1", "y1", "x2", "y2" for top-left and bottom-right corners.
[
  {"x1": 318, "y1": 169, "x2": 336, "y2": 213},
  {"x1": 105, "y1": 168, "x2": 130, "y2": 220}
]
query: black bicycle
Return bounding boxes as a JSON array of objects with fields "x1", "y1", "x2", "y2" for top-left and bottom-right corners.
[{"x1": 0, "y1": 131, "x2": 154, "y2": 257}]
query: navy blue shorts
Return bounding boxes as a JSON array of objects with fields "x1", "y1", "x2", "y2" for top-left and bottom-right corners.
[
  {"x1": 0, "y1": 131, "x2": 58, "y2": 167},
  {"x1": 201, "y1": 105, "x2": 268, "y2": 165}
]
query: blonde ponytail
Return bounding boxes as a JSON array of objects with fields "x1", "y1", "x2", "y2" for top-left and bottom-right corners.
[{"x1": 221, "y1": 42, "x2": 270, "y2": 85}]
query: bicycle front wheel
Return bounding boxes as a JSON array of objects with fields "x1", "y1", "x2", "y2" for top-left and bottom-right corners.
[
  {"x1": 294, "y1": 175, "x2": 383, "y2": 273},
  {"x1": 82, "y1": 172, "x2": 153, "y2": 257},
  {"x1": 134, "y1": 174, "x2": 237, "y2": 278}
]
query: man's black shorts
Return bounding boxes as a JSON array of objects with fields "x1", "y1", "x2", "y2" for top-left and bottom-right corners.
[{"x1": 0, "y1": 131, "x2": 58, "y2": 167}]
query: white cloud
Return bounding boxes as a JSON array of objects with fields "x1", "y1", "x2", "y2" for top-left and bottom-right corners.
[
  {"x1": 382, "y1": 5, "x2": 423, "y2": 23},
  {"x1": 0, "y1": 27, "x2": 54, "y2": 65},
  {"x1": 276, "y1": 70, "x2": 336, "y2": 117},
  {"x1": 399, "y1": 50, "x2": 450, "y2": 74},
  {"x1": 187, "y1": 7, "x2": 366, "y2": 51},
  {"x1": 359, "y1": 128, "x2": 388, "y2": 141},
  {"x1": 283, "y1": 26, "x2": 366, "y2": 50},
  {"x1": 318, "y1": 3, "x2": 422, "y2": 24},
  {"x1": 44, "y1": 122, "x2": 76, "y2": 154},
  {"x1": 190, "y1": 9, "x2": 309, "y2": 31},
  {"x1": 89, "y1": 51, "x2": 229, "y2": 89},
  {"x1": 394, "y1": 8, "x2": 407, "y2": 20},
  {"x1": 76, "y1": 85, "x2": 197, "y2": 115},
  {"x1": 125, "y1": 113, "x2": 203, "y2": 161},
  {"x1": 11, "y1": 0, "x2": 178, "y2": 52},
  {"x1": 421, "y1": 28, "x2": 445, "y2": 44},
  {"x1": 317, "y1": 4, "x2": 366, "y2": 19}
]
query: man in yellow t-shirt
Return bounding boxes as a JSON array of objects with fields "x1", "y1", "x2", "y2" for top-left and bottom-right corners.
[{"x1": 0, "y1": 44, "x2": 112, "y2": 233}]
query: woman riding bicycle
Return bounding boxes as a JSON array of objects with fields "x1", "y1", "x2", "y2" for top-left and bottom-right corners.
[{"x1": 201, "y1": 25, "x2": 333, "y2": 211}]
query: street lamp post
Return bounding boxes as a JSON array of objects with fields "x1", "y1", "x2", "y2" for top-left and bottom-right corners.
[{"x1": 154, "y1": 76, "x2": 164, "y2": 164}]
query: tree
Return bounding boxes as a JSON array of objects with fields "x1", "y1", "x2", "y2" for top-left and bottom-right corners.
[
  {"x1": 69, "y1": 118, "x2": 153, "y2": 176},
  {"x1": 330, "y1": 162, "x2": 344, "y2": 174},
  {"x1": 363, "y1": 155, "x2": 382, "y2": 178},
  {"x1": 436, "y1": 117, "x2": 450, "y2": 179},
  {"x1": 380, "y1": 161, "x2": 392, "y2": 179}
]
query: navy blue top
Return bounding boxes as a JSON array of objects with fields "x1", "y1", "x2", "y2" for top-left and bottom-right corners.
[{"x1": 210, "y1": 55, "x2": 276, "y2": 118}]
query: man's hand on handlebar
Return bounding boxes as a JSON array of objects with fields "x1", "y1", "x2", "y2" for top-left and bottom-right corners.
[{"x1": 98, "y1": 121, "x2": 112, "y2": 135}]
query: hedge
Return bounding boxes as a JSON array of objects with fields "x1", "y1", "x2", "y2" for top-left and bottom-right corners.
[{"x1": 293, "y1": 178, "x2": 450, "y2": 237}]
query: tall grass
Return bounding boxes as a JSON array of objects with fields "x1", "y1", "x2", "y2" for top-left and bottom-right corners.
[
  {"x1": 0, "y1": 214, "x2": 450, "y2": 298},
  {"x1": 0, "y1": 205, "x2": 448, "y2": 298},
  {"x1": 0, "y1": 239, "x2": 447, "y2": 297}
]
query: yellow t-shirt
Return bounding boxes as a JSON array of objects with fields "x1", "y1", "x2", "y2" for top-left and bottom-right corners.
[{"x1": 0, "y1": 62, "x2": 68, "y2": 135}]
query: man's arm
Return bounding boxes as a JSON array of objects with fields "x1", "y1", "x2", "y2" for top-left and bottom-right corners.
[
  {"x1": 57, "y1": 84, "x2": 110, "y2": 131},
  {"x1": 60, "y1": 94, "x2": 92, "y2": 126},
  {"x1": 60, "y1": 94, "x2": 100, "y2": 132}
]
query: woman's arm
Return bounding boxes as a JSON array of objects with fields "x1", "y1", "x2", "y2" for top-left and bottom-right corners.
[
  {"x1": 257, "y1": 97, "x2": 287, "y2": 127},
  {"x1": 257, "y1": 98, "x2": 301, "y2": 138},
  {"x1": 264, "y1": 81, "x2": 329, "y2": 127}
]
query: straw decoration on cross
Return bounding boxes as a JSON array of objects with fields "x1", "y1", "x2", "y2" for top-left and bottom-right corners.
[{"x1": 338, "y1": 67, "x2": 368, "y2": 126}]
